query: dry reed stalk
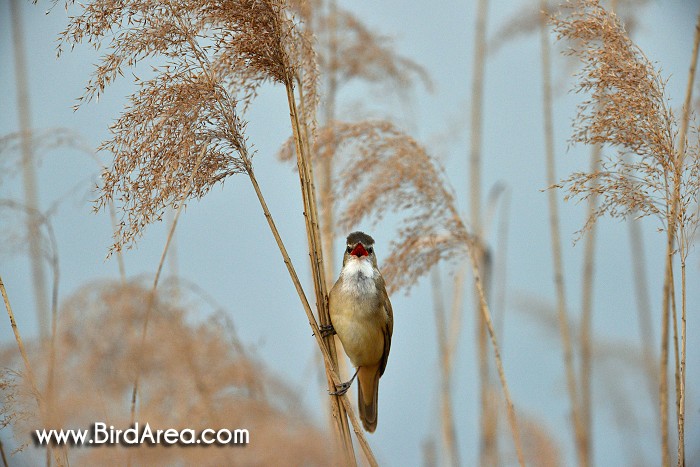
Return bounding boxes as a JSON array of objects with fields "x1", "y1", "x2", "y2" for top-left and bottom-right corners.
[
  {"x1": 266, "y1": 6, "x2": 354, "y2": 457},
  {"x1": 0, "y1": 277, "x2": 44, "y2": 436},
  {"x1": 43, "y1": 213, "x2": 62, "y2": 467},
  {"x1": 673, "y1": 12, "x2": 700, "y2": 465},
  {"x1": 661, "y1": 237, "x2": 673, "y2": 466},
  {"x1": 281, "y1": 72, "x2": 356, "y2": 462},
  {"x1": 0, "y1": 277, "x2": 51, "y2": 467},
  {"x1": 669, "y1": 254, "x2": 680, "y2": 464},
  {"x1": 448, "y1": 267, "x2": 466, "y2": 367},
  {"x1": 430, "y1": 261, "x2": 466, "y2": 466},
  {"x1": 250, "y1": 154, "x2": 378, "y2": 463},
  {"x1": 10, "y1": 0, "x2": 49, "y2": 341},
  {"x1": 552, "y1": 2, "x2": 700, "y2": 464},
  {"x1": 539, "y1": 5, "x2": 586, "y2": 466},
  {"x1": 579, "y1": 142, "x2": 598, "y2": 462},
  {"x1": 277, "y1": 4, "x2": 432, "y2": 456},
  {"x1": 485, "y1": 184, "x2": 511, "y2": 467},
  {"x1": 245, "y1": 165, "x2": 377, "y2": 465},
  {"x1": 430, "y1": 268, "x2": 461, "y2": 467},
  {"x1": 60, "y1": 1, "x2": 374, "y2": 462},
  {"x1": 466, "y1": 245, "x2": 525, "y2": 467},
  {"x1": 0, "y1": 203, "x2": 67, "y2": 467},
  {"x1": 468, "y1": 0, "x2": 494, "y2": 462},
  {"x1": 315, "y1": 0, "x2": 352, "y2": 399},
  {"x1": 677, "y1": 260, "x2": 687, "y2": 466}
]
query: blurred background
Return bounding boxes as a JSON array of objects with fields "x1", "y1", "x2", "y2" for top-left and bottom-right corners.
[{"x1": 1, "y1": 0, "x2": 699, "y2": 465}]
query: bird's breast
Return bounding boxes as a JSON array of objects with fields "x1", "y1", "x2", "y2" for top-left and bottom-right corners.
[{"x1": 329, "y1": 261, "x2": 385, "y2": 367}]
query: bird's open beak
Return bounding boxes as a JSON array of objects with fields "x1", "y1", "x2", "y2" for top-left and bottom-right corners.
[{"x1": 350, "y1": 244, "x2": 369, "y2": 257}]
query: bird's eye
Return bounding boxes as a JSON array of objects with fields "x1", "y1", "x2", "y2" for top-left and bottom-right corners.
[
  {"x1": 346, "y1": 246, "x2": 352, "y2": 254},
  {"x1": 368, "y1": 247, "x2": 374, "y2": 254}
]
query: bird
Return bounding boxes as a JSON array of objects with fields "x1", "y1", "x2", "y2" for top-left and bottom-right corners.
[{"x1": 327, "y1": 231, "x2": 393, "y2": 433}]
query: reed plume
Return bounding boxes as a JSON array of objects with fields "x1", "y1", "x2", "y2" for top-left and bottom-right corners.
[
  {"x1": 552, "y1": 1, "x2": 700, "y2": 464},
  {"x1": 1, "y1": 279, "x2": 333, "y2": 466},
  {"x1": 314, "y1": 4, "x2": 431, "y2": 93},
  {"x1": 327, "y1": 118, "x2": 525, "y2": 465},
  {"x1": 58, "y1": 1, "x2": 381, "y2": 462}
]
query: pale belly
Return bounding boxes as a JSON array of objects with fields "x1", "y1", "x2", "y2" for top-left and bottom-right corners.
[{"x1": 330, "y1": 298, "x2": 384, "y2": 367}]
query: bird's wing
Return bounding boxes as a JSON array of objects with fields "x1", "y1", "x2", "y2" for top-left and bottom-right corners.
[{"x1": 378, "y1": 279, "x2": 393, "y2": 377}]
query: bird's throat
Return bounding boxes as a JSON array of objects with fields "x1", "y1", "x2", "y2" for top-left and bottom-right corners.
[{"x1": 340, "y1": 259, "x2": 377, "y2": 296}]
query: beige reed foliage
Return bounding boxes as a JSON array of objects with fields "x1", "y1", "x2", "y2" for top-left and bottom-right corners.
[
  {"x1": 326, "y1": 120, "x2": 467, "y2": 294},
  {"x1": 59, "y1": 0, "x2": 316, "y2": 253},
  {"x1": 489, "y1": 0, "x2": 647, "y2": 56},
  {"x1": 312, "y1": 3, "x2": 431, "y2": 92},
  {"x1": 59, "y1": 2, "x2": 374, "y2": 462},
  {"x1": 552, "y1": 2, "x2": 700, "y2": 463},
  {"x1": 322, "y1": 119, "x2": 525, "y2": 464},
  {"x1": 281, "y1": 120, "x2": 465, "y2": 295},
  {"x1": 551, "y1": 1, "x2": 700, "y2": 233},
  {"x1": 1, "y1": 280, "x2": 333, "y2": 466}
]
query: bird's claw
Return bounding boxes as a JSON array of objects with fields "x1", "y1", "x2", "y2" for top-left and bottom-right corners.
[
  {"x1": 319, "y1": 324, "x2": 336, "y2": 338},
  {"x1": 329, "y1": 381, "x2": 352, "y2": 396},
  {"x1": 329, "y1": 368, "x2": 359, "y2": 396}
]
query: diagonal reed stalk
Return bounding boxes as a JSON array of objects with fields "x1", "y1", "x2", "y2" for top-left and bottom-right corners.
[
  {"x1": 145, "y1": 3, "x2": 361, "y2": 460},
  {"x1": 244, "y1": 164, "x2": 376, "y2": 465},
  {"x1": 0, "y1": 276, "x2": 69, "y2": 467},
  {"x1": 281, "y1": 68, "x2": 356, "y2": 462},
  {"x1": 539, "y1": 4, "x2": 586, "y2": 466},
  {"x1": 0, "y1": 203, "x2": 67, "y2": 467},
  {"x1": 1, "y1": 276, "x2": 43, "y2": 416},
  {"x1": 62, "y1": 1, "x2": 374, "y2": 463},
  {"x1": 465, "y1": 242, "x2": 525, "y2": 467}
]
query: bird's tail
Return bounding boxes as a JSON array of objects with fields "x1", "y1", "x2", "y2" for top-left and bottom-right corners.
[{"x1": 358, "y1": 364, "x2": 380, "y2": 433}]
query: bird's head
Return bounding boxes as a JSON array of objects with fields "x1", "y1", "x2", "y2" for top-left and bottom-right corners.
[{"x1": 343, "y1": 231, "x2": 377, "y2": 268}]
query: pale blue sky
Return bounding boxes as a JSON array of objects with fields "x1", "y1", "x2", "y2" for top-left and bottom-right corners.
[{"x1": 1, "y1": 0, "x2": 699, "y2": 465}]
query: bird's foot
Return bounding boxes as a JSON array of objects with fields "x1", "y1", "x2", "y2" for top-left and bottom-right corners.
[
  {"x1": 330, "y1": 381, "x2": 353, "y2": 396},
  {"x1": 329, "y1": 368, "x2": 359, "y2": 396},
  {"x1": 319, "y1": 324, "x2": 336, "y2": 338}
]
